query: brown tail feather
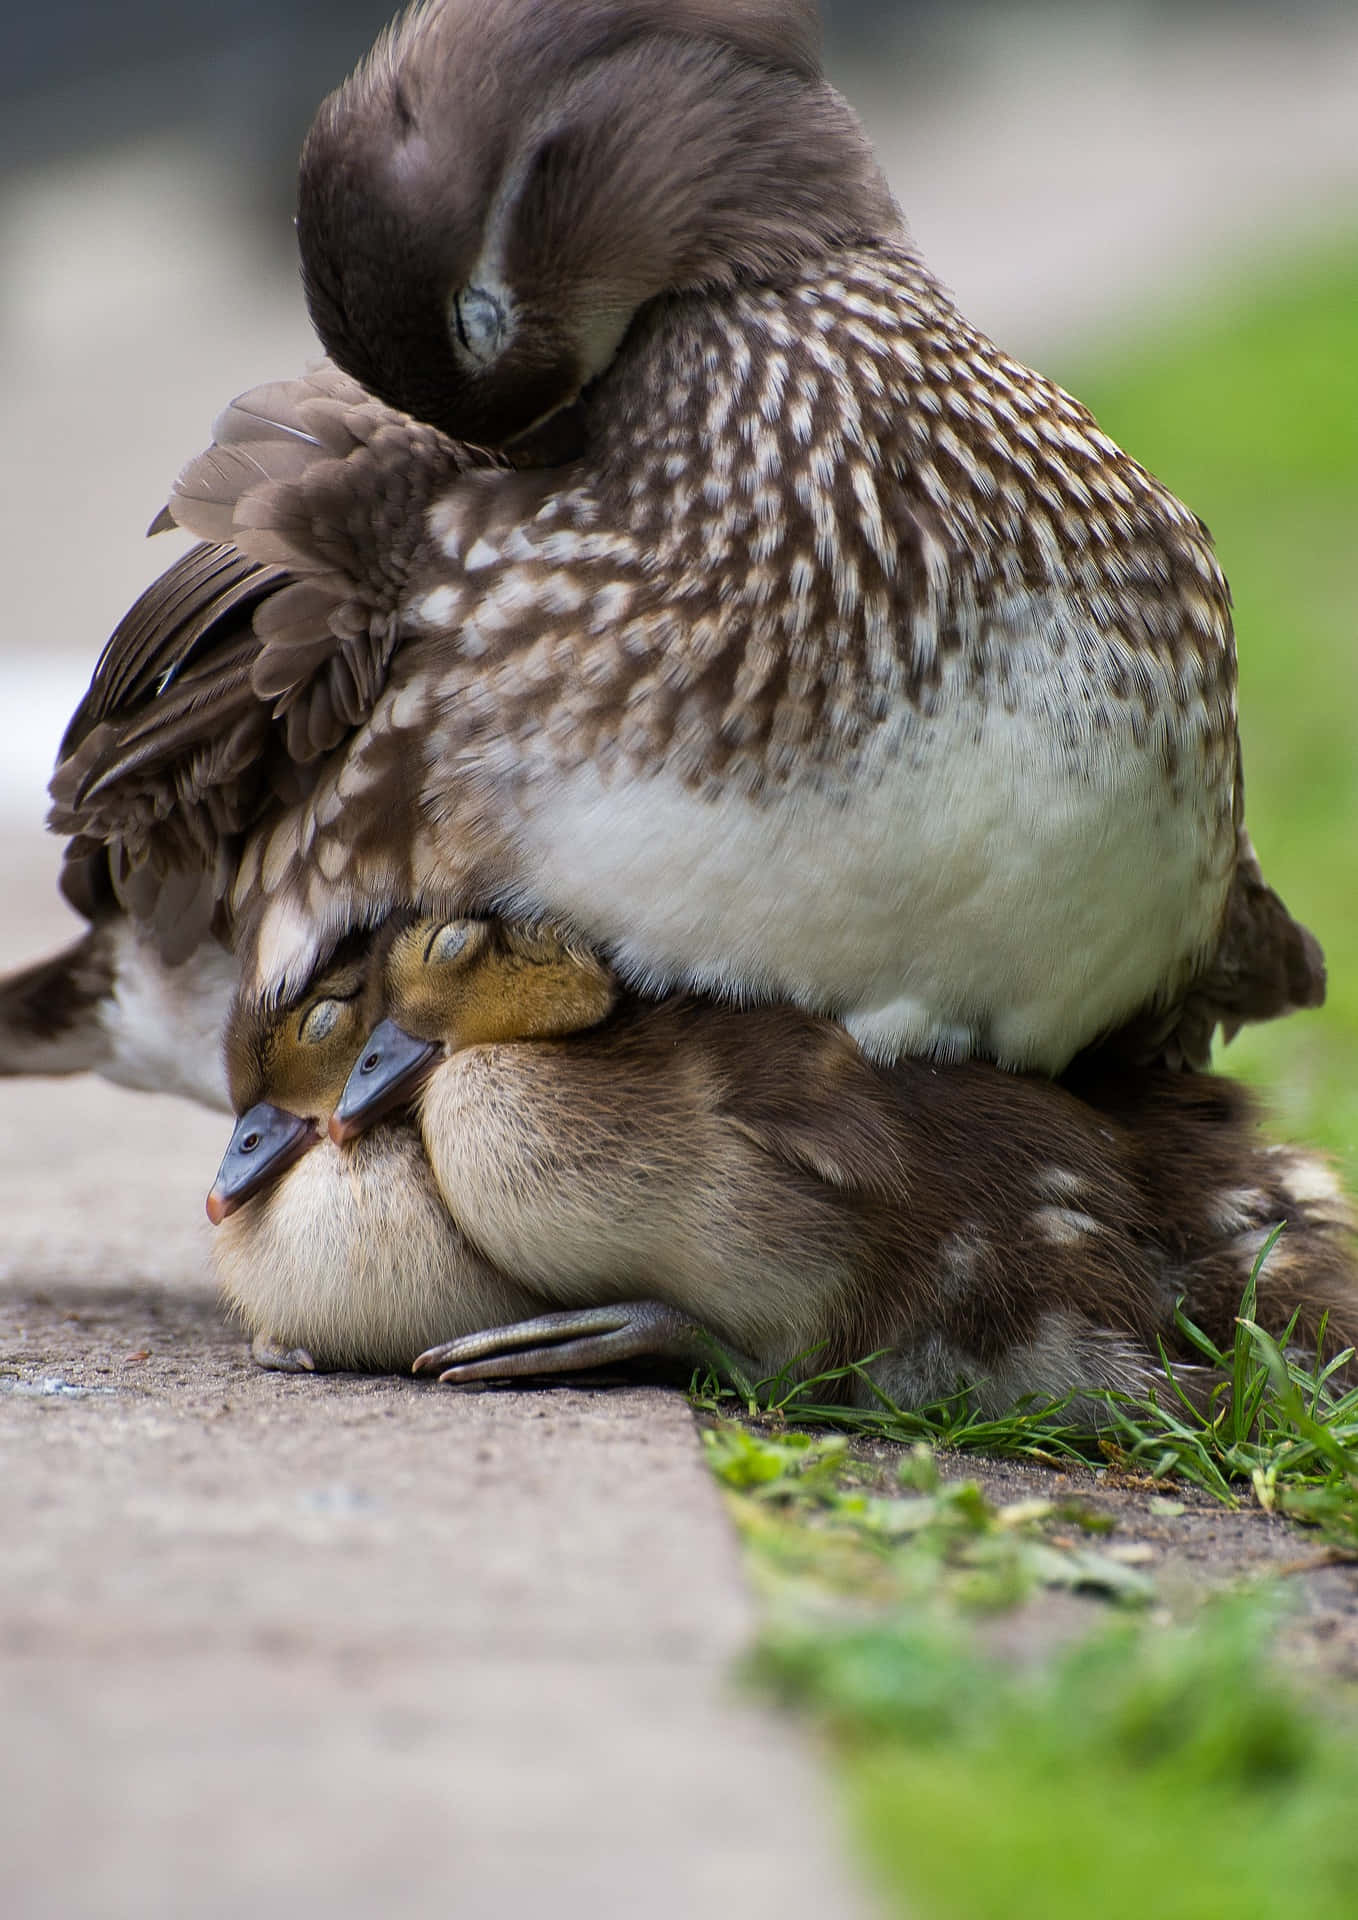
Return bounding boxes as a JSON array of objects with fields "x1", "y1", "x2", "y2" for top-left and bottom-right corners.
[
  {"x1": 0, "y1": 928, "x2": 116, "y2": 1079},
  {"x1": 1182, "y1": 827, "x2": 1326, "y2": 1051},
  {"x1": 0, "y1": 916, "x2": 236, "y2": 1109}
]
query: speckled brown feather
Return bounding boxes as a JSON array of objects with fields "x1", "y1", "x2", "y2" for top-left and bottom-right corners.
[
  {"x1": 166, "y1": 363, "x2": 504, "y2": 764},
  {"x1": 408, "y1": 251, "x2": 1238, "y2": 789},
  {"x1": 53, "y1": 249, "x2": 1319, "y2": 1056},
  {"x1": 50, "y1": 0, "x2": 1323, "y2": 1065}
]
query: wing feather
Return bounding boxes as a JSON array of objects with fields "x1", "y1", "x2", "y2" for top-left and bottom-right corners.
[{"x1": 51, "y1": 365, "x2": 495, "y2": 954}]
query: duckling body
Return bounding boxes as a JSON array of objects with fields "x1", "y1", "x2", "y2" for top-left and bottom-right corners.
[
  {"x1": 336, "y1": 919, "x2": 1358, "y2": 1409},
  {"x1": 214, "y1": 1121, "x2": 537, "y2": 1374},
  {"x1": 208, "y1": 934, "x2": 539, "y2": 1371},
  {"x1": 415, "y1": 1009, "x2": 1358, "y2": 1407},
  {"x1": 49, "y1": 0, "x2": 1322, "y2": 1073},
  {"x1": 415, "y1": 1006, "x2": 872, "y2": 1371}
]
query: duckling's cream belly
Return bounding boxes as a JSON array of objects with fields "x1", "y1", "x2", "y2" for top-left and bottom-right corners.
[
  {"x1": 491, "y1": 631, "x2": 1232, "y2": 1071},
  {"x1": 415, "y1": 1044, "x2": 860, "y2": 1368},
  {"x1": 212, "y1": 1126, "x2": 537, "y2": 1371}
]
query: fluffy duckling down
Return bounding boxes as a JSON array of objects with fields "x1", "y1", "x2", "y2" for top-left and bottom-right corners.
[
  {"x1": 324, "y1": 915, "x2": 1358, "y2": 1413},
  {"x1": 208, "y1": 930, "x2": 540, "y2": 1374}
]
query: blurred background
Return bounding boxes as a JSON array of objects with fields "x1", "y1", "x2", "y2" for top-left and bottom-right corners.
[{"x1": 1, "y1": 0, "x2": 1355, "y2": 1178}]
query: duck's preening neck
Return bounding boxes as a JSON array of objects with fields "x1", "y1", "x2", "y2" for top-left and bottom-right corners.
[{"x1": 297, "y1": 0, "x2": 903, "y2": 444}]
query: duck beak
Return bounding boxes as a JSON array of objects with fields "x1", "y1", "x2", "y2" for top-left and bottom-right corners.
[
  {"x1": 206, "y1": 1102, "x2": 318, "y2": 1224},
  {"x1": 329, "y1": 1020, "x2": 438, "y2": 1145}
]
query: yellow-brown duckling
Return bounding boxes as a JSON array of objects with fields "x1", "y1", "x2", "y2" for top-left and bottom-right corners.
[
  {"x1": 331, "y1": 916, "x2": 1358, "y2": 1410},
  {"x1": 208, "y1": 932, "x2": 540, "y2": 1373}
]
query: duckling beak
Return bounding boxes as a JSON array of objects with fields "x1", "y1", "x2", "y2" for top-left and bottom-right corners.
[
  {"x1": 329, "y1": 1020, "x2": 438, "y2": 1145},
  {"x1": 206, "y1": 1102, "x2": 318, "y2": 1224}
]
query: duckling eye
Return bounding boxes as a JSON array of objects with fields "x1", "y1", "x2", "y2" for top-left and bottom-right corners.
[
  {"x1": 448, "y1": 285, "x2": 509, "y2": 367},
  {"x1": 298, "y1": 998, "x2": 344, "y2": 1045},
  {"x1": 239, "y1": 1131, "x2": 261, "y2": 1155},
  {"x1": 424, "y1": 920, "x2": 477, "y2": 966}
]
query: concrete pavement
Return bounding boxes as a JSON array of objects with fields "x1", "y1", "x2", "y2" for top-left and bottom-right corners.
[
  {"x1": 0, "y1": 834, "x2": 871, "y2": 1918},
  {"x1": 0, "y1": 1309, "x2": 866, "y2": 1919}
]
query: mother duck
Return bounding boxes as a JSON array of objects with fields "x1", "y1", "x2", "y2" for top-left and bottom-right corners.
[{"x1": 49, "y1": 0, "x2": 1322, "y2": 1072}]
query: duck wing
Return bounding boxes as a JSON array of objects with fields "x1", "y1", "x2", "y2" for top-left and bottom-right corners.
[
  {"x1": 57, "y1": 542, "x2": 281, "y2": 761},
  {"x1": 50, "y1": 366, "x2": 501, "y2": 956},
  {"x1": 165, "y1": 363, "x2": 502, "y2": 764},
  {"x1": 49, "y1": 543, "x2": 282, "y2": 955}
]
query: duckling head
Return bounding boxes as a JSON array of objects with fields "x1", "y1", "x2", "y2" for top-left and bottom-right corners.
[
  {"x1": 207, "y1": 938, "x2": 382, "y2": 1222},
  {"x1": 297, "y1": 0, "x2": 900, "y2": 445},
  {"x1": 329, "y1": 916, "x2": 617, "y2": 1142}
]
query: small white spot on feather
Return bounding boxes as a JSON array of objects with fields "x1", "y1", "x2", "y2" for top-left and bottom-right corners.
[
  {"x1": 416, "y1": 584, "x2": 460, "y2": 628},
  {"x1": 1032, "y1": 1206, "x2": 1102, "y2": 1246},
  {"x1": 1278, "y1": 1156, "x2": 1344, "y2": 1209}
]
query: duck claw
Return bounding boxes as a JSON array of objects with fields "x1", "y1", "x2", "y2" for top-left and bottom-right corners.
[
  {"x1": 250, "y1": 1333, "x2": 318, "y2": 1374},
  {"x1": 413, "y1": 1300, "x2": 722, "y2": 1386}
]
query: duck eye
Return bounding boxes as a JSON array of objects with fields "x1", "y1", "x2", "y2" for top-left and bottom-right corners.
[
  {"x1": 299, "y1": 998, "x2": 344, "y2": 1045},
  {"x1": 448, "y1": 285, "x2": 508, "y2": 367},
  {"x1": 240, "y1": 1132, "x2": 260, "y2": 1155}
]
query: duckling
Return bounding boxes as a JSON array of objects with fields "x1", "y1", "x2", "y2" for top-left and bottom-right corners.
[
  {"x1": 208, "y1": 930, "x2": 540, "y2": 1372},
  {"x1": 330, "y1": 916, "x2": 1357, "y2": 1411},
  {"x1": 51, "y1": 0, "x2": 1321, "y2": 1075}
]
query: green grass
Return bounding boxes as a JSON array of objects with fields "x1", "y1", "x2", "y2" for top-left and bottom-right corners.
[
  {"x1": 698, "y1": 1231, "x2": 1358, "y2": 1536},
  {"x1": 1051, "y1": 238, "x2": 1358, "y2": 1185},
  {"x1": 701, "y1": 1243, "x2": 1358, "y2": 1915},
  {"x1": 705, "y1": 1424, "x2": 1155, "y2": 1612},
  {"x1": 698, "y1": 1228, "x2": 1358, "y2": 1532},
  {"x1": 706, "y1": 1420, "x2": 1358, "y2": 1920},
  {"x1": 837, "y1": 1614, "x2": 1358, "y2": 1920}
]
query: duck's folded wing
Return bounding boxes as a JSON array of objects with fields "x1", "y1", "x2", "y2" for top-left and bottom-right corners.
[
  {"x1": 59, "y1": 542, "x2": 280, "y2": 761},
  {"x1": 165, "y1": 362, "x2": 501, "y2": 764},
  {"x1": 54, "y1": 544, "x2": 283, "y2": 825},
  {"x1": 49, "y1": 367, "x2": 498, "y2": 954},
  {"x1": 49, "y1": 545, "x2": 282, "y2": 955}
]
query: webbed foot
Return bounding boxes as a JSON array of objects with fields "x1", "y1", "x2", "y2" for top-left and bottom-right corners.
[
  {"x1": 413, "y1": 1300, "x2": 743, "y2": 1387},
  {"x1": 250, "y1": 1332, "x2": 318, "y2": 1374}
]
